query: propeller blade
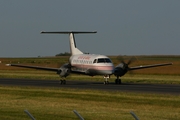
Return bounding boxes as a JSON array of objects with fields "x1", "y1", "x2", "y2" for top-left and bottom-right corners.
[
  {"x1": 116, "y1": 56, "x2": 138, "y2": 76},
  {"x1": 117, "y1": 55, "x2": 125, "y2": 63},
  {"x1": 127, "y1": 56, "x2": 138, "y2": 65},
  {"x1": 117, "y1": 55, "x2": 137, "y2": 66}
]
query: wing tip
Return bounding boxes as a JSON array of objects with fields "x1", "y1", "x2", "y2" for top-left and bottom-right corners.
[
  {"x1": 40, "y1": 31, "x2": 45, "y2": 33},
  {"x1": 6, "y1": 64, "x2": 11, "y2": 66}
]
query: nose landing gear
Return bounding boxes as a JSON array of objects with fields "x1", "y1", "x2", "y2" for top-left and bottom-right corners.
[{"x1": 103, "y1": 75, "x2": 110, "y2": 85}]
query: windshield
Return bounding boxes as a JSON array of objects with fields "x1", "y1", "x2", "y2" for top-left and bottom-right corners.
[{"x1": 97, "y1": 58, "x2": 112, "y2": 63}]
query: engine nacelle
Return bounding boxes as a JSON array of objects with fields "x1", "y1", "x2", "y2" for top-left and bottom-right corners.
[
  {"x1": 57, "y1": 63, "x2": 71, "y2": 78},
  {"x1": 113, "y1": 63, "x2": 128, "y2": 77}
]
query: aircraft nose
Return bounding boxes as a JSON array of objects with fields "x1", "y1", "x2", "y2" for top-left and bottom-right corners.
[
  {"x1": 106, "y1": 66, "x2": 114, "y2": 74},
  {"x1": 107, "y1": 70, "x2": 114, "y2": 74}
]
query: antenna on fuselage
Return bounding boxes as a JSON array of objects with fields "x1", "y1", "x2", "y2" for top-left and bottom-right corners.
[{"x1": 41, "y1": 31, "x2": 97, "y2": 55}]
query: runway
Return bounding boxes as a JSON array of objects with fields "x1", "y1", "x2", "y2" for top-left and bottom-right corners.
[{"x1": 0, "y1": 78, "x2": 180, "y2": 94}]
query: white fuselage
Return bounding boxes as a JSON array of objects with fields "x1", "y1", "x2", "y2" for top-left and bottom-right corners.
[{"x1": 69, "y1": 54, "x2": 114, "y2": 76}]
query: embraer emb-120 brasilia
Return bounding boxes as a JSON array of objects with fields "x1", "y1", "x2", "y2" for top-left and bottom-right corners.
[{"x1": 6, "y1": 31, "x2": 173, "y2": 84}]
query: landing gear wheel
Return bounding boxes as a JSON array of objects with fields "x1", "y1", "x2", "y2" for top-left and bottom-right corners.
[
  {"x1": 60, "y1": 80, "x2": 63, "y2": 84},
  {"x1": 62, "y1": 80, "x2": 66, "y2": 84},
  {"x1": 115, "y1": 79, "x2": 118, "y2": 84},
  {"x1": 115, "y1": 79, "x2": 121, "y2": 84},
  {"x1": 104, "y1": 81, "x2": 109, "y2": 85},
  {"x1": 118, "y1": 79, "x2": 121, "y2": 84},
  {"x1": 59, "y1": 80, "x2": 66, "y2": 85}
]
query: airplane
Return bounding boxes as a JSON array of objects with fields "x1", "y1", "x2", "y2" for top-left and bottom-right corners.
[{"x1": 6, "y1": 31, "x2": 173, "y2": 85}]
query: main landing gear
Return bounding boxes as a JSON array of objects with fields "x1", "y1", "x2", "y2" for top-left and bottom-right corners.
[
  {"x1": 115, "y1": 79, "x2": 121, "y2": 84},
  {"x1": 115, "y1": 76, "x2": 121, "y2": 84},
  {"x1": 59, "y1": 79, "x2": 66, "y2": 85}
]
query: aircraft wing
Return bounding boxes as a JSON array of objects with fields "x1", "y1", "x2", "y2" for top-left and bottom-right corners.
[
  {"x1": 128, "y1": 63, "x2": 173, "y2": 71},
  {"x1": 6, "y1": 64, "x2": 59, "y2": 72},
  {"x1": 6, "y1": 64, "x2": 87, "y2": 75}
]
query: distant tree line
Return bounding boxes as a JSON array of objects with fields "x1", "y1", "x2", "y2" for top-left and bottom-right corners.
[{"x1": 56, "y1": 52, "x2": 71, "y2": 56}]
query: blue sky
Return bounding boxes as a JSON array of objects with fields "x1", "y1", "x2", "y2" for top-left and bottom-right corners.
[{"x1": 0, "y1": 0, "x2": 180, "y2": 57}]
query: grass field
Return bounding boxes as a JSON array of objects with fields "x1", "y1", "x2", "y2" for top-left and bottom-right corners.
[
  {"x1": 0, "y1": 56, "x2": 180, "y2": 119},
  {"x1": 0, "y1": 86, "x2": 180, "y2": 120}
]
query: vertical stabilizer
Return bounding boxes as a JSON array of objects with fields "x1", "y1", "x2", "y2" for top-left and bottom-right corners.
[
  {"x1": 41, "y1": 31, "x2": 97, "y2": 55},
  {"x1": 69, "y1": 33, "x2": 83, "y2": 55}
]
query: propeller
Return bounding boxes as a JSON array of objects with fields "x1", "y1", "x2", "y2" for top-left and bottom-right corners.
[
  {"x1": 117, "y1": 56, "x2": 137, "y2": 69},
  {"x1": 114, "y1": 56, "x2": 138, "y2": 77}
]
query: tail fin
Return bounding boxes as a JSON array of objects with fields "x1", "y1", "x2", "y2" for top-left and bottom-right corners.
[{"x1": 41, "y1": 31, "x2": 97, "y2": 55}]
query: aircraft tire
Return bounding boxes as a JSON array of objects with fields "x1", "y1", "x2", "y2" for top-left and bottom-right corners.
[
  {"x1": 63, "y1": 80, "x2": 66, "y2": 84},
  {"x1": 118, "y1": 79, "x2": 121, "y2": 84},
  {"x1": 115, "y1": 79, "x2": 121, "y2": 84},
  {"x1": 115, "y1": 79, "x2": 118, "y2": 84},
  {"x1": 59, "y1": 80, "x2": 66, "y2": 85},
  {"x1": 104, "y1": 81, "x2": 109, "y2": 85}
]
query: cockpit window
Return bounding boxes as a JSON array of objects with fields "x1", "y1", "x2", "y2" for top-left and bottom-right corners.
[
  {"x1": 93, "y1": 59, "x2": 97, "y2": 63},
  {"x1": 97, "y1": 58, "x2": 112, "y2": 63},
  {"x1": 105, "y1": 58, "x2": 112, "y2": 63}
]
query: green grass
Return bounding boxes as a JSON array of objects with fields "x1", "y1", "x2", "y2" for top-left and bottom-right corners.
[{"x1": 0, "y1": 86, "x2": 180, "y2": 120}]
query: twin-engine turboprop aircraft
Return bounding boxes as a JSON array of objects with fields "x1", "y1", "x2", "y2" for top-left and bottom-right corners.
[{"x1": 6, "y1": 31, "x2": 172, "y2": 84}]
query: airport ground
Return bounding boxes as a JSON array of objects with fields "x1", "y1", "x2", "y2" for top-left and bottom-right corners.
[{"x1": 0, "y1": 55, "x2": 180, "y2": 119}]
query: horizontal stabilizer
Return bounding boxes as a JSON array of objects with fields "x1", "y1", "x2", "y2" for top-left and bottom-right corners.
[
  {"x1": 41, "y1": 31, "x2": 97, "y2": 34},
  {"x1": 41, "y1": 31, "x2": 97, "y2": 55}
]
